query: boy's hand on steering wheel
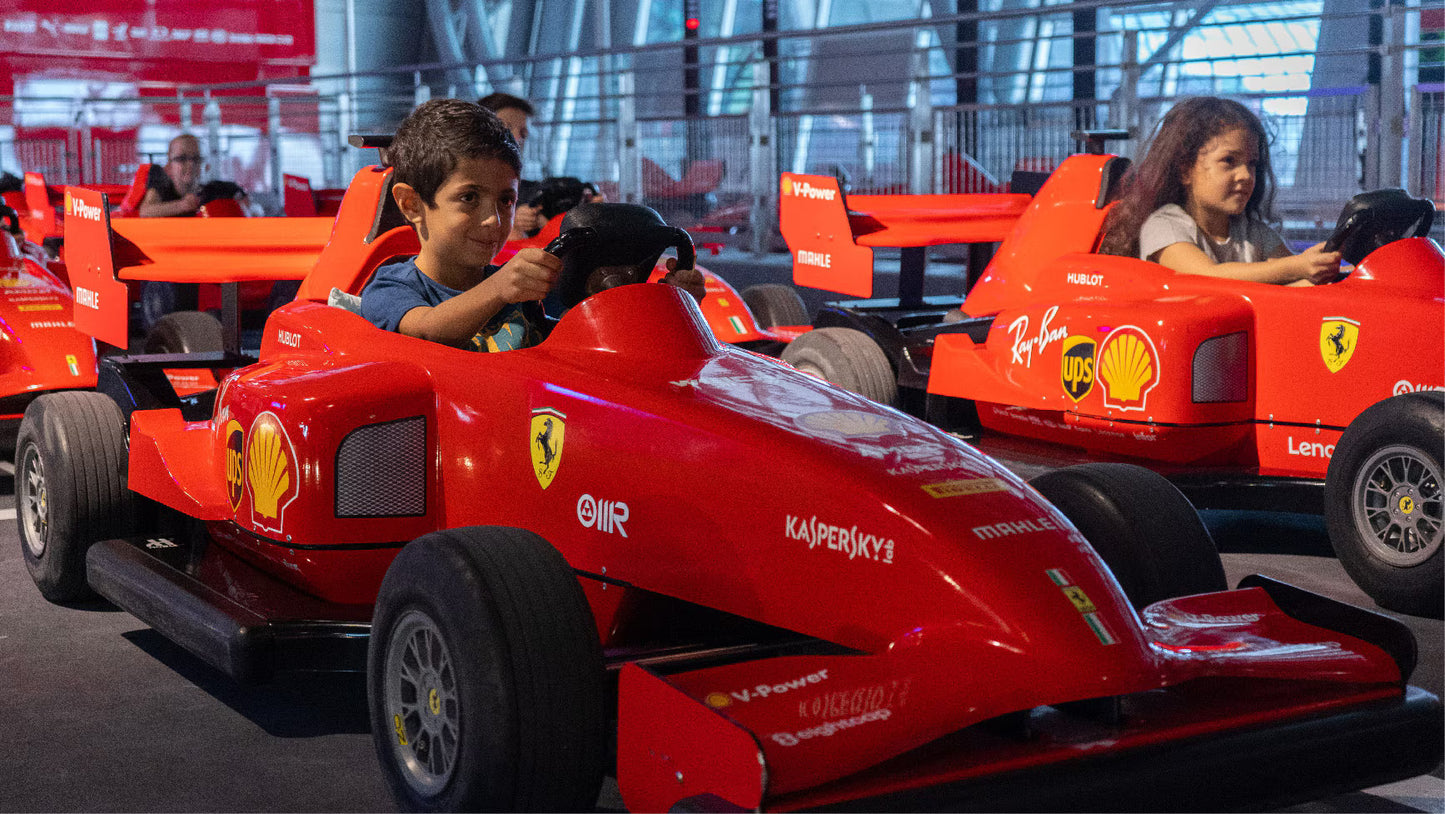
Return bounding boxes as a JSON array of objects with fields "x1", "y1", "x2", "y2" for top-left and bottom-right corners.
[
  {"x1": 660, "y1": 256, "x2": 706, "y2": 303},
  {"x1": 1297, "y1": 241, "x2": 1344, "y2": 285}
]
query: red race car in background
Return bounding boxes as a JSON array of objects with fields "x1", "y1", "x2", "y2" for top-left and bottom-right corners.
[
  {"x1": 778, "y1": 148, "x2": 1443, "y2": 617},
  {"x1": 0, "y1": 201, "x2": 98, "y2": 449},
  {"x1": 16, "y1": 166, "x2": 1441, "y2": 812}
]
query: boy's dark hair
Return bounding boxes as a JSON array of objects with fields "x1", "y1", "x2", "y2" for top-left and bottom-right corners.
[
  {"x1": 1099, "y1": 96, "x2": 1276, "y2": 257},
  {"x1": 478, "y1": 92, "x2": 535, "y2": 117},
  {"x1": 388, "y1": 98, "x2": 521, "y2": 207}
]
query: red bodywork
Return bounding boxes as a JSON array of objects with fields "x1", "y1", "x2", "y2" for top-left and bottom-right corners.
[
  {"x1": 781, "y1": 155, "x2": 1444, "y2": 480},
  {"x1": 62, "y1": 170, "x2": 1440, "y2": 811},
  {"x1": 0, "y1": 219, "x2": 98, "y2": 427}
]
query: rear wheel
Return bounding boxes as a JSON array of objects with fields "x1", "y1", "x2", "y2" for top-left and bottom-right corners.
[
  {"x1": 741, "y1": 284, "x2": 808, "y2": 328},
  {"x1": 368, "y1": 526, "x2": 607, "y2": 812},
  {"x1": 138, "y1": 281, "x2": 199, "y2": 336},
  {"x1": 781, "y1": 326, "x2": 898, "y2": 406},
  {"x1": 16, "y1": 392, "x2": 135, "y2": 602},
  {"x1": 1326, "y1": 392, "x2": 1444, "y2": 618},
  {"x1": 143, "y1": 311, "x2": 223, "y2": 354},
  {"x1": 1030, "y1": 463, "x2": 1226, "y2": 608}
]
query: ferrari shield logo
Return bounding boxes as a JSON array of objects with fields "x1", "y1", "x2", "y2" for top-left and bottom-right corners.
[
  {"x1": 1320, "y1": 318, "x2": 1358, "y2": 373},
  {"x1": 531, "y1": 408, "x2": 566, "y2": 489}
]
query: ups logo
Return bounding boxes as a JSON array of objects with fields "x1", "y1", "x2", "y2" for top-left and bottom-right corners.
[
  {"x1": 225, "y1": 420, "x2": 244, "y2": 511},
  {"x1": 1060, "y1": 335, "x2": 1096, "y2": 402}
]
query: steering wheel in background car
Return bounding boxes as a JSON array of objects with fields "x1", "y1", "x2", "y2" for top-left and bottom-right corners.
[
  {"x1": 1322, "y1": 189, "x2": 1436, "y2": 269},
  {"x1": 545, "y1": 202, "x2": 697, "y2": 310},
  {"x1": 0, "y1": 202, "x2": 21, "y2": 237}
]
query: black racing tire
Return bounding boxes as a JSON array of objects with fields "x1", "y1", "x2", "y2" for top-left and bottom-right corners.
[
  {"x1": 139, "y1": 281, "x2": 199, "y2": 336},
  {"x1": 143, "y1": 311, "x2": 223, "y2": 354},
  {"x1": 16, "y1": 392, "x2": 136, "y2": 602},
  {"x1": 741, "y1": 283, "x2": 808, "y2": 328},
  {"x1": 368, "y1": 526, "x2": 607, "y2": 812},
  {"x1": 1325, "y1": 392, "x2": 1444, "y2": 618},
  {"x1": 781, "y1": 326, "x2": 898, "y2": 406},
  {"x1": 1030, "y1": 463, "x2": 1226, "y2": 609}
]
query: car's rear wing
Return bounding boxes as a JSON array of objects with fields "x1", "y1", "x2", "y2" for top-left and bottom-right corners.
[
  {"x1": 63, "y1": 186, "x2": 333, "y2": 348},
  {"x1": 778, "y1": 173, "x2": 1031, "y2": 298}
]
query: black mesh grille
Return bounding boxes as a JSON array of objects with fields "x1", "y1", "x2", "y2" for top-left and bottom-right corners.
[
  {"x1": 1192, "y1": 332, "x2": 1248, "y2": 403},
  {"x1": 335, "y1": 416, "x2": 427, "y2": 517}
]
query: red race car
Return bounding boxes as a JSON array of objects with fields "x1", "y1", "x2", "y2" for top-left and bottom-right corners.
[
  {"x1": 0, "y1": 200, "x2": 98, "y2": 447},
  {"x1": 778, "y1": 151, "x2": 1443, "y2": 618},
  {"x1": 23, "y1": 170, "x2": 1441, "y2": 812}
]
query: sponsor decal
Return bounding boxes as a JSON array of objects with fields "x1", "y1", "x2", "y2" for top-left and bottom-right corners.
[
  {"x1": 577, "y1": 494, "x2": 629, "y2": 537},
  {"x1": 1046, "y1": 568, "x2": 1116, "y2": 646},
  {"x1": 1170, "y1": 611, "x2": 1264, "y2": 627},
  {"x1": 530, "y1": 408, "x2": 566, "y2": 489},
  {"x1": 782, "y1": 176, "x2": 838, "y2": 201},
  {"x1": 1097, "y1": 325, "x2": 1159, "y2": 412},
  {"x1": 225, "y1": 420, "x2": 245, "y2": 511},
  {"x1": 798, "y1": 677, "x2": 912, "y2": 721},
  {"x1": 769, "y1": 709, "x2": 892, "y2": 747},
  {"x1": 1060, "y1": 335, "x2": 1097, "y2": 402},
  {"x1": 17, "y1": 303, "x2": 61, "y2": 311},
  {"x1": 1287, "y1": 436, "x2": 1334, "y2": 459},
  {"x1": 1319, "y1": 318, "x2": 1358, "y2": 373},
  {"x1": 29, "y1": 320, "x2": 73, "y2": 329},
  {"x1": 786, "y1": 514, "x2": 895, "y2": 564},
  {"x1": 65, "y1": 354, "x2": 79, "y2": 376},
  {"x1": 246, "y1": 412, "x2": 298, "y2": 534},
  {"x1": 705, "y1": 668, "x2": 830, "y2": 708},
  {"x1": 1394, "y1": 380, "x2": 1445, "y2": 396},
  {"x1": 795, "y1": 410, "x2": 898, "y2": 439},
  {"x1": 728, "y1": 315, "x2": 747, "y2": 335},
  {"x1": 886, "y1": 460, "x2": 958, "y2": 477},
  {"x1": 1006, "y1": 305, "x2": 1067, "y2": 367},
  {"x1": 64, "y1": 191, "x2": 103, "y2": 222},
  {"x1": 74, "y1": 286, "x2": 100, "y2": 310},
  {"x1": 142, "y1": 537, "x2": 178, "y2": 550},
  {"x1": 796, "y1": 249, "x2": 832, "y2": 268},
  {"x1": 972, "y1": 516, "x2": 1061, "y2": 540},
  {"x1": 276, "y1": 329, "x2": 301, "y2": 348},
  {"x1": 921, "y1": 477, "x2": 1007, "y2": 498},
  {"x1": 1066, "y1": 272, "x2": 1103, "y2": 286}
]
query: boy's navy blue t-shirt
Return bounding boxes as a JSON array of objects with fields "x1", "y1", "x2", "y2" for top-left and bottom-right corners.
[{"x1": 360, "y1": 256, "x2": 544, "y2": 352}]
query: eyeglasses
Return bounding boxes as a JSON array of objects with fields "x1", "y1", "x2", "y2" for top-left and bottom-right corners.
[{"x1": 169, "y1": 154, "x2": 204, "y2": 164}]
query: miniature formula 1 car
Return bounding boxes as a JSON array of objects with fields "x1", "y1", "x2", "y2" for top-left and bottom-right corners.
[
  {"x1": 21, "y1": 169, "x2": 1441, "y2": 813},
  {"x1": 778, "y1": 152, "x2": 1444, "y2": 618},
  {"x1": 0, "y1": 201, "x2": 98, "y2": 447}
]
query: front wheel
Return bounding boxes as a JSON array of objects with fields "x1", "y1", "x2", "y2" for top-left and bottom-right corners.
[
  {"x1": 781, "y1": 326, "x2": 898, "y2": 406},
  {"x1": 16, "y1": 392, "x2": 136, "y2": 602},
  {"x1": 1030, "y1": 463, "x2": 1226, "y2": 609},
  {"x1": 368, "y1": 527, "x2": 607, "y2": 812},
  {"x1": 1326, "y1": 392, "x2": 1444, "y2": 618}
]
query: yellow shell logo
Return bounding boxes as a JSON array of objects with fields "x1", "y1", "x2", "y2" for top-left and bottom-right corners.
[
  {"x1": 1319, "y1": 317, "x2": 1358, "y2": 374},
  {"x1": 781, "y1": 176, "x2": 794, "y2": 196},
  {"x1": 246, "y1": 412, "x2": 298, "y2": 534},
  {"x1": 63, "y1": 190, "x2": 72, "y2": 215},
  {"x1": 1097, "y1": 326, "x2": 1159, "y2": 412},
  {"x1": 796, "y1": 410, "x2": 897, "y2": 439},
  {"x1": 705, "y1": 692, "x2": 732, "y2": 709}
]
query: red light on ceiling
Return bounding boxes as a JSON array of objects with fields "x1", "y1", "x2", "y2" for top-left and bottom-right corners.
[{"x1": 685, "y1": 17, "x2": 700, "y2": 30}]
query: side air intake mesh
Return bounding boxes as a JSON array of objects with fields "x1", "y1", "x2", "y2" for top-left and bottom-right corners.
[{"x1": 335, "y1": 416, "x2": 427, "y2": 517}]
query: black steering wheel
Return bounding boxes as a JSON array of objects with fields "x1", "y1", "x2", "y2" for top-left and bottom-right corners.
[
  {"x1": 0, "y1": 203, "x2": 21, "y2": 238},
  {"x1": 544, "y1": 202, "x2": 696, "y2": 310},
  {"x1": 1322, "y1": 189, "x2": 1435, "y2": 268}
]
